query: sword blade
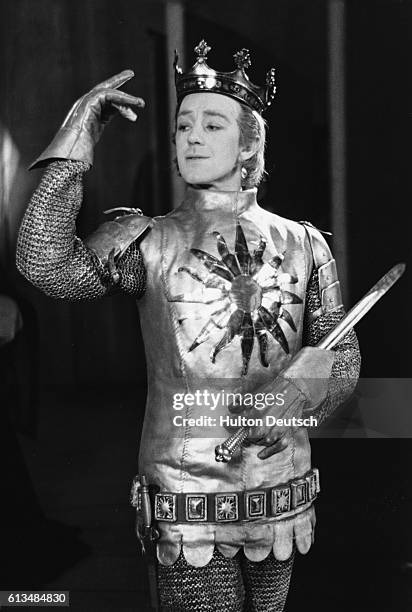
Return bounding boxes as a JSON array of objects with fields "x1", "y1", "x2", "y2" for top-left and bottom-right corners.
[{"x1": 317, "y1": 263, "x2": 406, "y2": 350}]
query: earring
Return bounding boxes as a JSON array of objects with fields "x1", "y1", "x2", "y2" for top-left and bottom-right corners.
[{"x1": 241, "y1": 167, "x2": 248, "y2": 180}]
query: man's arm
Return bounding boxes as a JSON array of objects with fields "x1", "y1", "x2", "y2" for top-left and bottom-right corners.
[
  {"x1": 16, "y1": 160, "x2": 147, "y2": 301},
  {"x1": 300, "y1": 225, "x2": 361, "y2": 425},
  {"x1": 234, "y1": 224, "x2": 361, "y2": 459},
  {"x1": 16, "y1": 71, "x2": 147, "y2": 301},
  {"x1": 302, "y1": 267, "x2": 361, "y2": 425}
]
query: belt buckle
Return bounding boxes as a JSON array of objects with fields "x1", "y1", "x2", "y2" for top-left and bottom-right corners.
[
  {"x1": 185, "y1": 494, "x2": 208, "y2": 522},
  {"x1": 215, "y1": 493, "x2": 239, "y2": 522},
  {"x1": 271, "y1": 486, "x2": 292, "y2": 516},
  {"x1": 245, "y1": 491, "x2": 266, "y2": 519},
  {"x1": 291, "y1": 478, "x2": 308, "y2": 508},
  {"x1": 154, "y1": 493, "x2": 177, "y2": 522}
]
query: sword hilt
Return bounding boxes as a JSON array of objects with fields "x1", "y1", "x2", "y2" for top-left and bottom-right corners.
[{"x1": 215, "y1": 427, "x2": 249, "y2": 462}]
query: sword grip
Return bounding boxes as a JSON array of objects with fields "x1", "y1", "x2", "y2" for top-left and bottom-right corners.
[{"x1": 215, "y1": 427, "x2": 249, "y2": 462}]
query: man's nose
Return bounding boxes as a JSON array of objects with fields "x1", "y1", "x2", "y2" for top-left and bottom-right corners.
[{"x1": 187, "y1": 124, "x2": 203, "y2": 144}]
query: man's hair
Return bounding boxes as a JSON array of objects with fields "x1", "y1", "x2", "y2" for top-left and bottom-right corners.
[{"x1": 237, "y1": 103, "x2": 267, "y2": 190}]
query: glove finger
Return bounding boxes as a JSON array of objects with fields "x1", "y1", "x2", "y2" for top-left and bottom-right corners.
[
  {"x1": 112, "y1": 104, "x2": 138, "y2": 122},
  {"x1": 258, "y1": 438, "x2": 288, "y2": 460},
  {"x1": 94, "y1": 69, "x2": 135, "y2": 90},
  {"x1": 106, "y1": 91, "x2": 145, "y2": 108}
]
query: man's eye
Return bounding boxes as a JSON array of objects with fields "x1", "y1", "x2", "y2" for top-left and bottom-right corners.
[
  {"x1": 177, "y1": 124, "x2": 190, "y2": 131},
  {"x1": 206, "y1": 124, "x2": 222, "y2": 131}
]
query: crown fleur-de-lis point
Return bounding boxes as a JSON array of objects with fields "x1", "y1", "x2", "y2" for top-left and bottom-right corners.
[
  {"x1": 174, "y1": 50, "x2": 182, "y2": 76},
  {"x1": 194, "y1": 40, "x2": 211, "y2": 61},
  {"x1": 234, "y1": 48, "x2": 251, "y2": 71}
]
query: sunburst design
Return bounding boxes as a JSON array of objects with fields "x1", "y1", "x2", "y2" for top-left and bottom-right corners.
[
  {"x1": 216, "y1": 495, "x2": 238, "y2": 521},
  {"x1": 272, "y1": 488, "x2": 291, "y2": 515},
  {"x1": 278, "y1": 491, "x2": 290, "y2": 511},
  {"x1": 156, "y1": 495, "x2": 174, "y2": 520},
  {"x1": 170, "y1": 222, "x2": 302, "y2": 375}
]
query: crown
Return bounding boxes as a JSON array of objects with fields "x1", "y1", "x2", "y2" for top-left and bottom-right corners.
[{"x1": 174, "y1": 40, "x2": 276, "y2": 115}]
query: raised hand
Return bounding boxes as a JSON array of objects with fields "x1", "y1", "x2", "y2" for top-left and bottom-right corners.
[{"x1": 31, "y1": 70, "x2": 145, "y2": 168}]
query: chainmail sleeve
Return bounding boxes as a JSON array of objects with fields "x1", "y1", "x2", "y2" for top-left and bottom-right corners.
[
  {"x1": 302, "y1": 268, "x2": 361, "y2": 425},
  {"x1": 16, "y1": 160, "x2": 146, "y2": 301}
]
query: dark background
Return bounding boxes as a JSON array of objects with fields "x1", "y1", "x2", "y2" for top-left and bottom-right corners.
[{"x1": 0, "y1": 0, "x2": 411, "y2": 610}]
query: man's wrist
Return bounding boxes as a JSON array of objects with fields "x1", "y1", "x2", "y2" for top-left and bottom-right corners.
[
  {"x1": 279, "y1": 347, "x2": 335, "y2": 411},
  {"x1": 29, "y1": 127, "x2": 94, "y2": 170}
]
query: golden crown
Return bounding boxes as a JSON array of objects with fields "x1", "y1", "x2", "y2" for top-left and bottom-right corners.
[{"x1": 174, "y1": 40, "x2": 276, "y2": 115}]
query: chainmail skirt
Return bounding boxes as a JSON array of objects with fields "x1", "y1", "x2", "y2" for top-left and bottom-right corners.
[{"x1": 157, "y1": 547, "x2": 295, "y2": 612}]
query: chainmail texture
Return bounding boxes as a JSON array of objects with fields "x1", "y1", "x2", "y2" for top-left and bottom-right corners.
[
  {"x1": 116, "y1": 239, "x2": 147, "y2": 297},
  {"x1": 157, "y1": 548, "x2": 294, "y2": 612},
  {"x1": 303, "y1": 268, "x2": 361, "y2": 424},
  {"x1": 16, "y1": 160, "x2": 146, "y2": 300},
  {"x1": 240, "y1": 549, "x2": 295, "y2": 612}
]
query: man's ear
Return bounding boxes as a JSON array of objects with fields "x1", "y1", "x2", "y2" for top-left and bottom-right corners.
[{"x1": 239, "y1": 139, "x2": 258, "y2": 162}]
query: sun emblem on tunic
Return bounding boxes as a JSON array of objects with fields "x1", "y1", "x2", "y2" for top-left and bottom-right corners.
[{"x1": 170, "y1": 222, "x2": 302, "y2": 376}]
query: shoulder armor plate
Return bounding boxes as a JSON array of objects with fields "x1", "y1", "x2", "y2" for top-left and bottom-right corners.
[
  {"x1": 299, "y1": 221, "x2": 332, "y2": 268},
  {"x1": 322, "y1": 281, "x2": 342, "y2": 313},
  {"x1": 299, "y1": 221, "x2": 343, "y2": 315},
  {"x1": 85, "y1": 213, "x2": 153, "y2": 265},
  {"x1": 318, "y1": 259, "x2": 337, "y2": 292}
]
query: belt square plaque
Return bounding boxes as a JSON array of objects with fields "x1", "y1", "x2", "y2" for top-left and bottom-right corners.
[
  {"x1": 291, "y1": 480, "x2": 307, "y2": 508},
  {"x1": 313, "y1": 468, "x2": 321, "y2": 493},
  {"x1": 186, "y1": 494, "x2": 207, "y2": 521},
  {"x1": 155, "y1": 493, "x2": 177, "y2": 521},
  {"x1": 245, "y1": 492, "x2": 266, "y2": 518},
  {"x1": 271, "y1": 486, "x2": 291, "y2": 516},
  {"x1": 215, "y1": 494, "x2": 239, "y2": 522},
  {"x1": 306, "y1": 472, "x2": 317, "y2": 501}
]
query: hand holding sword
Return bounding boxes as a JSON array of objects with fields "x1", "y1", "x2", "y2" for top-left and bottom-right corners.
[{"x1": 215, "y1": 263, "x2": 406, "y2": 463}]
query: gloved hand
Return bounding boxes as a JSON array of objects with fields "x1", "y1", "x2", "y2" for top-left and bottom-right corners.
[
  {"x1": 229, "y1": 346, "x2": 335, "y2": 459},
  {"x1": 30, "y1": 70, "x2": 145, "y2": 169}
]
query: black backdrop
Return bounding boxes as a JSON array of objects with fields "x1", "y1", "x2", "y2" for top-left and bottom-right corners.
[{"x1": 1, "y1": 1, "x2": 411, "y2": 610}]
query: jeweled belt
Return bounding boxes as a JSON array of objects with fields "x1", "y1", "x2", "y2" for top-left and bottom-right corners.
[{"x1": 130, "y1": 468, "x2": 319, "y2": 524}]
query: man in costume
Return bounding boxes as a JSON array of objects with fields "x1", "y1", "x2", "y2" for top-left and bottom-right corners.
[{"x1": 17, "y1": 42, "x2": 360, "y2": 611}]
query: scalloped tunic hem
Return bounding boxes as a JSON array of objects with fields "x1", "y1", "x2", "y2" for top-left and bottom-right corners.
[{"x1": 157, "y1": 504, "x2": 316, "y2": 567}]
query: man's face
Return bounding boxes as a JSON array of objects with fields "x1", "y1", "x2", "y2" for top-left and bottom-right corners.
[{"x1": 176, "y1": 93, "x2": 243, "y2": 191}]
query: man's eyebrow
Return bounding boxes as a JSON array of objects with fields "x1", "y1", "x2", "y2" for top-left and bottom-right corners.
[
  {"x1": 203, "y1": 110, "x2": 230, "y2": 121},
  {"x1": 177, "y1": 109, "x2": 230, "y2": 121},
  {"x1": 177, "y1": 109, "x2": 193, "y2": 117}
]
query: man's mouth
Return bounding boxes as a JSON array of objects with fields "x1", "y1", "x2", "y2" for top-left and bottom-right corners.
[{"x1": 186, "y1": 155, "x2": 209, "y2": 160}]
